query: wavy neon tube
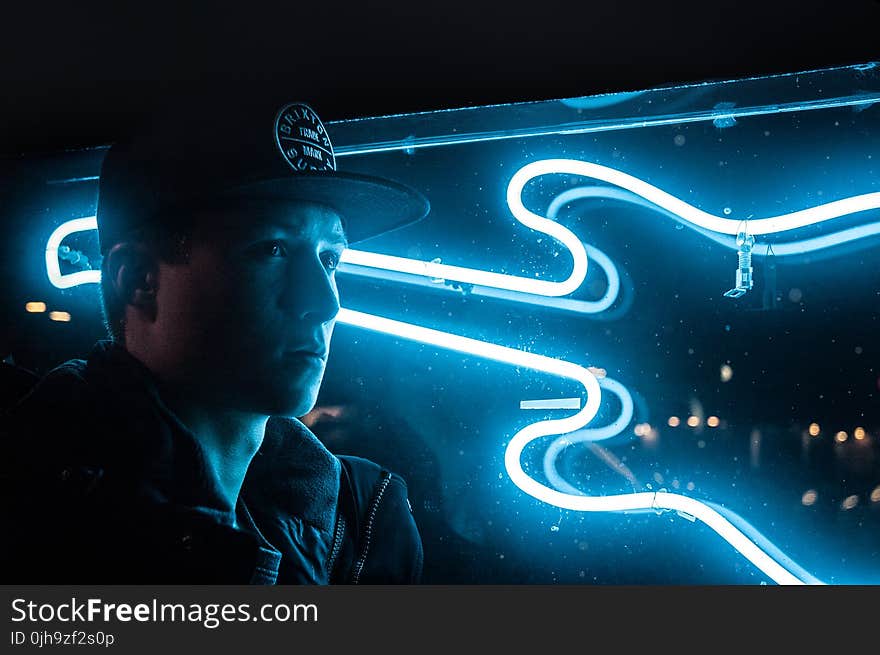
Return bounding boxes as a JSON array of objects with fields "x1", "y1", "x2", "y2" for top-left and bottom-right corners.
[
  {"x1": 339, "y1": 239, "x2": 620, "y2": 314},
  {"x1": 46, "y1": 217, "x2": 622, "y2": 316},
  {"x1": 45, "y1": 216, "x2": 101, "y2": 289},
  {"x1": 537, "y1": 369, "x2": 824, "y2": 584},
  {"x1": 527, "y1": 159, "x2": 880, "y2": 235},
  {"x1": 547, "y1": 186, "x2": 880, "y2": 257},
  {"x1": 45, "y1": 211, "x2": 596, "y2": 304},
  {"x1": 336, "y1": 307, "x2": 819, "y2": 585},
  {"x1": 45, "y1": 215, "x2": 628, "y2": 318},
  {"x1": 339, "y1": 165, "x2": 589, "y2": 297},
  {"x1": 333, "y1": 161, "x2": 592, "y2": 298},
  {"x1": 327, "y1": 157, "x2": 880, "y2": 305},
  {"x1": 45, "y1": 160, "x2": 880, "y2": 291},
  {"x1": 542, "y1": 377, "x2": 635, "y2": 496}
]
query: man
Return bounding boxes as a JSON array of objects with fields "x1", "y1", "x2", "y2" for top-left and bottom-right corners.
[{"x1": 0, "y1": 96, "x2": 429, "y2": 584}]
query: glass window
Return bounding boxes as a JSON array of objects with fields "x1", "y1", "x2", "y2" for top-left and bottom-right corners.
[{"x1": 4, "y1": 62, "x2": 880, "y2": 584}]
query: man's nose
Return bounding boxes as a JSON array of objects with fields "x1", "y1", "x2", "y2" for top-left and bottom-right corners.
[{"x1": 281, "y1": 254, "x2": 340, "y2": 323}]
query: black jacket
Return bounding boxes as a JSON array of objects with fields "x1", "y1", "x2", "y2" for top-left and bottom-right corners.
[{"x1": 0, "y1": 341, "x2": 422, "y2": 584}]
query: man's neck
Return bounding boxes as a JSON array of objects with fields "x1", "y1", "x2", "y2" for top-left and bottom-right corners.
[
  {"x1": 123, "y1": 341, "x2": 269, "y2": 517},
  {"x1": 162, "y1": 397, "x2": 268, "y2": 517}
]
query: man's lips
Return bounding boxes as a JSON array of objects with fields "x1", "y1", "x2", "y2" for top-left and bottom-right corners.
[
  {"x1": 285, "y1": 339, "x2": 328, "y2": 360},
  {"x1": 284, "y1": 350, "x2": 327, "y2": 362}
]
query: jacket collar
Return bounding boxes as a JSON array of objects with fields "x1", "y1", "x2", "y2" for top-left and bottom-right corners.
[{"x1": 84, "y1": 340, "x2": 340, "y2": 535}]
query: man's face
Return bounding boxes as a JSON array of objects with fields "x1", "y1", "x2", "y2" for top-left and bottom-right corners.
[{"x1": 156, "y1": 199, "x2": 347, "y2": 418}]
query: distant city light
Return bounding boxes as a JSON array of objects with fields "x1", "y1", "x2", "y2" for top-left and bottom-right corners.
[
  {"x1": 720, "y1": 364, "x2": 733, "y2": 382},
  {"x1": 841, "y1": 495, "x2": 859, "y2": 511},
  {"x1": 808, "y1": 423, "x2": 821, "y2": 437},
  {"x1": 687, "y1": 416, "x2": 700, "y2": 427},
  {"x1": 48, "y1": 311, "x2": 71, "y2": 322},
  {"x1": 25, "y1": 302, "x2": 46, "y2": 313},
  {"x1": 634, "y1": 423, "x2": 657, "y2": 443},
  {"x1": 854, "y1": 427, "x2": 866, "y2": 441},
  {"x1": 835, "y1": 431, "x2": 848, "y2": 443},
  {"x1": 301, "y1": 404, "x2": 348, "y2": 428},
  {"x1": 668, "y1": 416, "x2": 680, "y2": 427},
  {"x1": 801, "y1": 490, "x2": 818, "y2": 507},
  {"x1": 707, "y1": 416, "x2": 720, "y2": 428}
]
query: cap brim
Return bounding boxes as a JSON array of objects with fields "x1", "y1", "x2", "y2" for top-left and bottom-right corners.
[{"x1": 225, "y1": 171, "x2": 430, "y2": 245}]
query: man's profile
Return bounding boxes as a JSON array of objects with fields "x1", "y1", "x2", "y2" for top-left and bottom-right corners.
[{"x1": 0, "y1": 96, "x2": 429, "y2": 584}]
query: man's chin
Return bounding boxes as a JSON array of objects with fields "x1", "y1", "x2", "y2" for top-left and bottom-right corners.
[
  {"x1": 257, "y1": 390, "x2": 318, "y2": 420},
  {"x1": 224, "y1": 372, "x2": 320, "y2": 417}
]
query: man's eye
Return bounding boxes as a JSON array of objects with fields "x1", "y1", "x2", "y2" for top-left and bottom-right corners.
[
  {"x1": 321, "y1": 251, "x2": 341, "y2": 271},
  {"x1": 264, "y1": 241, "x2": 287, "y2": 257}
]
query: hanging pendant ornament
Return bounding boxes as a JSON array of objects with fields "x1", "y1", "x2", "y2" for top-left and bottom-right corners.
[{"x1": 723, "y1": 221, "x2": 756, "y2": 298}]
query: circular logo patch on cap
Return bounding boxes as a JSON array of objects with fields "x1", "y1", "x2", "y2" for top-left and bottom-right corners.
[{"x1": 274, "y1": 102, "x2": 337, "y2": 172}]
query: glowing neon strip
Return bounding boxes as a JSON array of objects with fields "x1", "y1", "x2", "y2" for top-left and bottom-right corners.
[
  {"x1": 344, "y1": 157, "x2": 880, "y2": 307},
  {"x1": 48, "y1": 196, "x2": 616, "y2": 316},
  {"x1": 547, "y1": 186, "x2": 880, "y2": 257},
  {"x1": 705, "y1": 500, "x2": 823, "y2": 585},
  {"x1": 335, "y1": 167, "x2": 622, "y2": 311},
  {"x1": 338, "y1": 239, "x2": 620, "y2": 314},
  {"x1": 521, "y1": 398, "x2": 581, "y2": 410},
  {"x1": 341, "y1": 164, "x2": 590, "y2": 298},
  {"x1": 45, "y1": 213, "x2": 613, "y2": 314},
  {"x1": 336, "y1": 307, "x2": 818, "y2": 585},
  {"x1": 520, "y1": 159, "x2": 880, "y2": 236},
  {"x1": 535, "y1": 374, "x2": 826, "y2": 588},
  {"x1": 45, "y1": 216, "x2": 101, "y2": 289},
  {"x1": 48, "y1": 160, "x2": 880, "y2": 292},
  {"x1": 542, "y1": 377, "x2": 634, "y2": 497}
]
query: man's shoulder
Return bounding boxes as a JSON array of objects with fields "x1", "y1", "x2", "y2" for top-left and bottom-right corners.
[
  {"x1": 4, "y1": 357, "x2": 95, "y2": 431},
  {"x1": 335, "y1": 454, "x2": 423, "y2": 584},
  {"x1": 3, "y1": 340, "x2": 149, "y2": 434},
  {"x1": 0, "y1": 362, "x2": 39, "y2": 412},
  {"x1": 336, "y1": 454, "x2": 411, "y2": 507},
  {"x1": 1, "y1": 351, "x2": 120, "y2": 477}
]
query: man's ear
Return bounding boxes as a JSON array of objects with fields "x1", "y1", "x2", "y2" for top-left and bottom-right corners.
[{"x1": 104, "y1": 242, "x2": 160, "y2": 321}]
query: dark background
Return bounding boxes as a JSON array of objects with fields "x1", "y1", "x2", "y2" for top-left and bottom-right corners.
[{"x1": 2, "y1": 1, "x2": 879, "y2": 156}]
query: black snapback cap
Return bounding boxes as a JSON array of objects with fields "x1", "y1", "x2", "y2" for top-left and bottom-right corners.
[{"x1": 96, "y1": 96, "x2": 430, "y2": 253}]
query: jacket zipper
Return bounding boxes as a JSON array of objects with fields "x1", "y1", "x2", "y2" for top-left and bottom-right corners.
[
  {"x1": 351, "y1": 471, "x2": 392, "y2": 584},
  {"x1": 326, "y1": 513, "x2": 346, "y2": 581}
]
